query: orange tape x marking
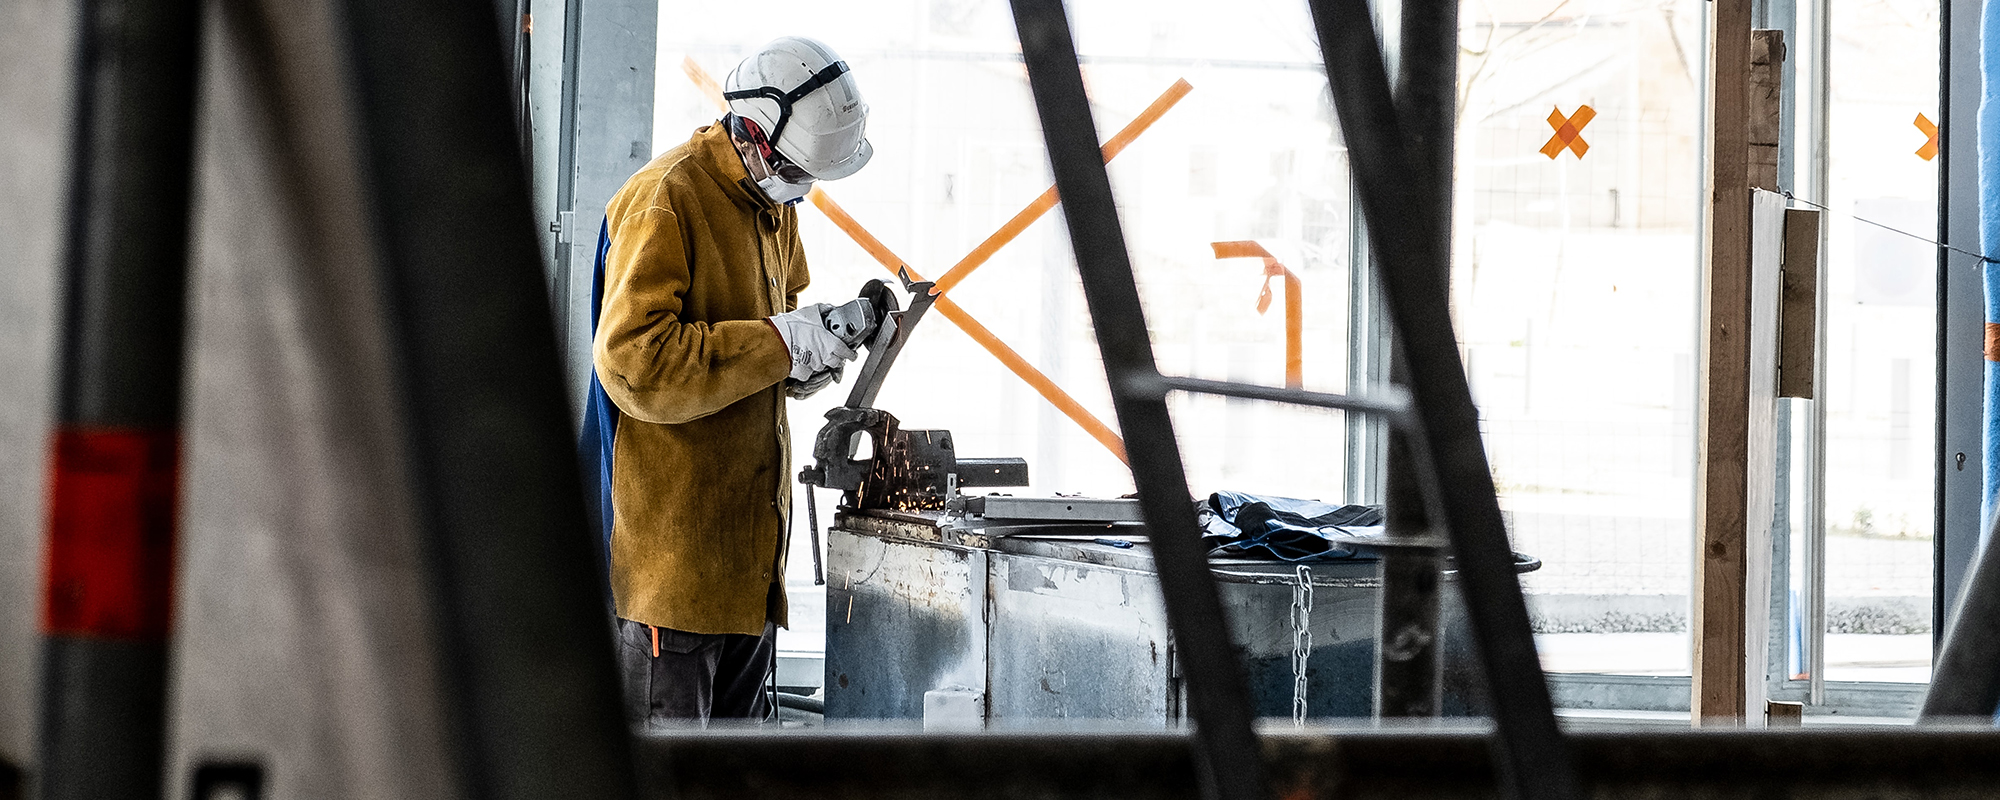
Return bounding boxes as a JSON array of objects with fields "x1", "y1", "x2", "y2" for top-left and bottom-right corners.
[
  {"x1": 1915, "y1": 113, "x2": 1939, "y2": 162},
  {"x1": 1540, "y1": 104, "x2": 1594, "y2": 160},
  {"x1": 681, "y1": 58, "x2": 1193, "y2": 464}
]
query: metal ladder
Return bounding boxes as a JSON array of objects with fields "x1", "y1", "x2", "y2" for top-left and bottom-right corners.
[{"x1": 1006, "y1": 2, "x2": 1582, "y2": 799}]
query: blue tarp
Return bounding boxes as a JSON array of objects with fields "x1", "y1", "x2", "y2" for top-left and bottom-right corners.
[
  {"x1": 1983, "y1": 0, "x2": 2000, "y2": 528},
  {"x1": 578, "y1": 218, "x2": 618, "y2": 586},
  {"x1": 1198, "y1": 490, "x2": 1386, "y2": 562}
]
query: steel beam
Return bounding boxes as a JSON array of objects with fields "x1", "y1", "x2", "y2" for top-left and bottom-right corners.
[
  {"x1": 1158, "y1": 376, "x2": 1410, "y2": 418},
  {"x1": 38, "y1": 0, "x2": 203, "y2": 797},
  {"x1": 1922, "y1": 508, "x2": 2000, "y2": 719},
  {"x1": 1304, "y1": 0, "x2": 1581, "y2": 797},
  {"x1": 333, "y1": 1, "x2": 635, "y2": 798},
  {"x1": 639, "y1": 728, "x2": 2000, "y2": 800},
  {"x1": 1376, "y1": 0, "x2": 1459, "y2": 721},
  {"x1": 1007, "y1": 2, "x2": 1266, "y2": 799}
]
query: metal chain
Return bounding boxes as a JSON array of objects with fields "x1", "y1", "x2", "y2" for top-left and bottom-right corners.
[{"x1": 1290, "y1": 564, "x2": 1314, "y2": 727}]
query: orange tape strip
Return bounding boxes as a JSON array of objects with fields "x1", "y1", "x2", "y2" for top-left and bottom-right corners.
[
  {"x1": 932, "y1": 79, "x2": 1193, "y2": 296},
  {"x1": 809, "y1": 189, "x2": 1128, "y2": 463}
]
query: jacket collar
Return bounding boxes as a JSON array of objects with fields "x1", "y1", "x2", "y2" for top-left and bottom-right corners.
[{"x1": 691, "y1": 122, "x2": 781, "y2": 216}]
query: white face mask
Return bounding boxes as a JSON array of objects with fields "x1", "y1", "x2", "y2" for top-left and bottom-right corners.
[{"x1": 756, "y1": 174, "x2": 814, "y2": 206}]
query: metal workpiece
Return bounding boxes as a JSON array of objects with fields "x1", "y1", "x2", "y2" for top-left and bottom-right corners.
[
  {"x1": 1009, "y1": 2, "x2": 1266, "y2": 799},
  {"x1": 955, "y1": 458, "x2": 1031, "y2": 488},
  {"x1": 638, "y1": 727, "x2": 2000, "y2": 800},
  {"x1": 41, "y1": 0, "x2": 204, "y2": 797},
  {"x1": 957, "y1": 495, "x2": 1145, "y2": 524},
  {"x1": 1921, "y1": 508, "x2": 2000, "y2": 719},
  {"x1": 1305, "y1": 0, "x2": 1579, "y2": 798},
  {"x1": 334, "y1": 0, "x2": 635, "y2": 798},
  {"x1": 845, "y1": 268, "x2": 939, "y2": 410}
]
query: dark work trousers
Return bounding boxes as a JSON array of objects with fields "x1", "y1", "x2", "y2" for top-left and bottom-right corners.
[{"x1": 615, "y1": 617, "x2": 774, "y2": 730}]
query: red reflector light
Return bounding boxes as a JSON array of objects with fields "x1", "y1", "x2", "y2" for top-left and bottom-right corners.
[{"x1": 42, "y1": 427, "x2": 180, "y2": 641}]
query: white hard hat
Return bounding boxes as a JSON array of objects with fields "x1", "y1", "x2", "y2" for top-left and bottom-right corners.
[{"x1": 724, "y1": 36, "x2": 873, "y2": 181}]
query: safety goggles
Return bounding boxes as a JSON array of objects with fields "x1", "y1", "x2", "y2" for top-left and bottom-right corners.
[{"x1": 728, "y1": 114, "x2": 816, "y2": 184}]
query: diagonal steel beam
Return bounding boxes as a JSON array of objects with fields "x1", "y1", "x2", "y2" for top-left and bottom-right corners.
[
  {"x1": 336, "y1": 0, "x2": 637, "y2": 798},
  {"x1": 1304, "y1": 0, "x2": 1581, "y2": 798},
  {"x1": 38, "y1": 1, "x2": 202, "y2": 797},
  {"x1": 1922, "y1": 507, "x2": 2000, "y2": 719},
  {"x1": 1008, "y1": 2, "x2": 1266, "y2": 800}
]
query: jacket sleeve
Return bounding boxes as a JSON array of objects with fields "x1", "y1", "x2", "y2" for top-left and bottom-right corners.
[{"x1": 593, "y1": 205, "x2": 790, "y2": 425}]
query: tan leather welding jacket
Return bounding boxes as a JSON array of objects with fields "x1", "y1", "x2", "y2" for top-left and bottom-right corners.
[{"x1": 593, "y1": 121, "x2": 807, "y2": 636}]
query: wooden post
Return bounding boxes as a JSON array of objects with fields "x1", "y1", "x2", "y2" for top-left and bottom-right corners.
[
  {"x1": 1747, "y1": 31, "x2": 1786, "y2": 193},
  {"x1": 1695, "y1": 1, "x2": 1793, "y2": 725},
  {"x1": 1779, "y1": 208, "x2": 1821, "y2": 399}
]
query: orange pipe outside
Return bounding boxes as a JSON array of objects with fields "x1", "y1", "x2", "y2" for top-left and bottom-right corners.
[
  {"x1": 1281, "y1": 269, "x2": 1302, "y2": 389},
  {"x1": 810, "y1": 188, "x2": 1128, "y2": 463},
  {"x1": 1212, "y1": 240, "x2": 1304, "y2": 389},
  {"x1": 932, "y1": 78, "x2": 1193, "y2": 296}
]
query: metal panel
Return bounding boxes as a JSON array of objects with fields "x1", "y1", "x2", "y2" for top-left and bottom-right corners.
[
  {"x1": 1936, "y1": 0, "x2": 1984, "y2": 650},
  {"x1": 824, "y1": 529, "x2": 987, "y2": 722},
  {"x1": 1219, "y1": 572, "x2": 1381, "y2": 719},
  {"x1": 1927, "y1": 6, "x2": 2000, "y2": 706},
  {"x1": 986, "y1": 553, "x2": 1173, "y2": 728}
]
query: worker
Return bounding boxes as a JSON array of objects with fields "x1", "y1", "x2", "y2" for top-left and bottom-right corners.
[{"x1": 585, "y1": 35, "x2": 873, "y2": 728}]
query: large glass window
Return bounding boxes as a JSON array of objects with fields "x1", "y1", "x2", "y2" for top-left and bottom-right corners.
[
  {"x1": 1811, "y1": 0, "x2": 1937, "y2": 684},
  {"x1": 657, "y1": 0, "x2": 1360, "y2": 716},
  {"x1": 1455, "y1": 0, "x2": 1705, "y2": 677}
]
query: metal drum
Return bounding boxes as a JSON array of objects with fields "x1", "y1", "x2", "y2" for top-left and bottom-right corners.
[{"x1": 824, "y1": 508, "x2": 1531, "y2": 727}]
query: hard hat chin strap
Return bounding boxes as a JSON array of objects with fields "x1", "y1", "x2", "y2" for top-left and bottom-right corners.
[{"x1": 723, "y1": 60, "x2": 850, "y2": 145}]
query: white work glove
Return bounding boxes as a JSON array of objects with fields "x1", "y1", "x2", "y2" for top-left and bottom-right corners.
[
  {"x1": 784, "y1": 366, "x2": 841, "y2": 399},
  {"x1": 768, "y1": 303, "x2": 858, "y2": 382}
]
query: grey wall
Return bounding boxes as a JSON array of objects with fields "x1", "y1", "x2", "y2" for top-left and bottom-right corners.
[
  {"x1": 553, "y1": 0, "x2": 657, "y2": 419},
  {"x1": 0, "y1": 0, "x2": 76, "y2": 776},
  {"x1": 162, "y1": 1, "x2": 460, "y2": 796}
]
